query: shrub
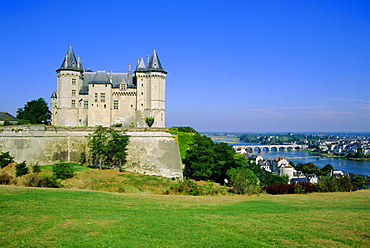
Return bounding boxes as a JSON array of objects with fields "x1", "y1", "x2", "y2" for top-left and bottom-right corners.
[
  {"x1": 40, "y1": 175, "x2": 60, "y2": 188},
  {"x1": 23, "y1": 173, "x2": 42, "y2": 187},
  {"x1": 32, "y1": 163, "x2": 41, "y2": 173},
  {"x1": 0, "y1": 151, "x2": 14, "y2": 168},
  {"x1": 0, "y1": 172, "x2": 13, "y2": 185},
  {"x1": 79, "y1": 152, "x2": 86, "y2": 165},
  {"x1": 294, "y1": 182, "x2": 317, "y2": 194},
  {"x1": 52, "y1": 163, "x2": 75, "y2": 179},
  {"x1": 317, "y1": 176, "x2": 354, "y2": 192},
  {"x1": 112, "y1": 123, "x2": 123, "y2": 127},
  {"x1": 264, "y1": 183, "x2": 294, "y2": 195},
  {"x1": 15, "y1": 161, "x2": 29, "y2": 177},
  {"x1": 145, "y1": 117, "x2": 155, "y2": 127},
  {"x1": 170, "y1": 179, "x2": 204, "y2": 196}
]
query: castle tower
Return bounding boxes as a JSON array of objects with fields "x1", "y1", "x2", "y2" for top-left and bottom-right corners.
[
  {"x1": 52, "y1": 46, "x2": 84, "y2": 126},
  {"x1": 135, "y1": 50, "x2": 167, "y2": 127}
]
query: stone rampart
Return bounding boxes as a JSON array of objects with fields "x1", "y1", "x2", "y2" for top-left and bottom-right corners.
[{"x1": 0, "y1": 126, "x2": 183, "y2": 178}]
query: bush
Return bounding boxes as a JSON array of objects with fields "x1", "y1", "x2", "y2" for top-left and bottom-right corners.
[
  {"x1": 52, "y1": 163, "x2": 75, "y2": 179},
  {"x1": 317, "y1": 176, "x2": 354, "y2": 192},
  {"x1": 264, "y1": 183, "x2": 295, "y2": 195},
  {"x1": 170, "y1": 179, "x2": 204, "y2": 196},
  {"x1": 15, "y1": 161, "x2": 29, "y2": 177},
  {"x1": 0, "y1": 172, "x2": 13, "y2": 185},
  {"x1": 294, "y1": 182, "x2": 317, "y2": 194},
  {"x1": 23, "y1": 173, "x2": 42, "y2": 187},
  {"x1": 32, "y1": 163, "x2": 41, "y2": 173},
  {"x1": 79, "y1": 152, "x2": 86, "y2": 165},
  {"x1": 0, "y1": 151, "x2": 14, "y2": 168},
  {"x1": 40, "y1": 175, "x2": 60, "y2": 188},
  {"x1": 145, "y1": 117, "x2": 155, "y2": 127}
]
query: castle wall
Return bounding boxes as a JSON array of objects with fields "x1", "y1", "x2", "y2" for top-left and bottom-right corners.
[{"x1": 0, "y1": 126, "x2": 182, "y2": 178}]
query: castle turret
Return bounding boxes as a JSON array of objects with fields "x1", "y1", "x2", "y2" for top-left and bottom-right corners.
[
  {"x1": 53, "y1": 46, "x2": 84, "y2": 126},
  {"x1": 135, "y1": 50, "x2": 167, "y2": 127}
]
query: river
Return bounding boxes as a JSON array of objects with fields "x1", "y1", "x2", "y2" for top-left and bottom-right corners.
[{"x1": 211, "y1": 138, "x2": 370, "y2": 175}]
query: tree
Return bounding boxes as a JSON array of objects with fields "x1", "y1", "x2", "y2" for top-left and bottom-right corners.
[
  {"x1": 15, "y1": 161, "x2": 28, "y2": 177},
  {"x1": 88, "y1": 126, "x2": 130, "y2": 169},
  {"x1": 183, "y1": 133, "x2": 241, "y2": 184},
  {"x1": 52, "y1": 163, "x2": 74, "y2": 179},
  {"x1": 16, "y1": 98, "x2": 51, "y2": 124},
  {"x1": 321, "y1": 164, "x2": 334, "y2": 175},
  {"x1": 145, "y1": 117, "x2": 155, "y2": 127},
  {"x1": 295, "y1": 162, "x2": 320, "y2": 176},
  {"x1": 0, "y1": 152, "x2": 14, "y2": 168},
  {"x1": 227, "y1": 167, "x2": 258, "y2": 195}
]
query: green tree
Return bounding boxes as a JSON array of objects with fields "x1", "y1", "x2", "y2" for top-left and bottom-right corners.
[
  {"x1": 88, "y1": 126, "x2": 130, "y2": 169},
  {"x1": 183, "y1": 134, "x2": 240, "y2": 184},
  {"x1": 296, "y1": 162, "x2": 320, "y2": 176},
  {"x1": 16, "y1": 98, "x2": 51, "y2": 124},
  {"x1": 227, "y1": 167, "x2": 258, "y2": 195},
  {"x1": 321, "y1": 164, "x2": 334, "y2": 175},
  {"x1": 145, "y1": 117, "x2": 155, "y2": 127},
  {"x1": 0, "y1": 151, "x2": 14, "y2": 168},
  {"x1": 355, "y1": 147, "x2": 365, "y2": 158},
  {"x1": 15, "y1": 161, "x2": 28, "y2": 177},
  {"x1": 52, "y1": 163, "x2": 74, "y2": 179}
]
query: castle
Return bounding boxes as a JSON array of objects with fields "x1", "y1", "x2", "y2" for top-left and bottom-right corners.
[{"x1": 51, "y1": 47, "x2": 167, "y2": 127}]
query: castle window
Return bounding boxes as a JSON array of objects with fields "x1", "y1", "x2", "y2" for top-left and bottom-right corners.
[
  {"x1": 113, "y1": 100, "x2": 119, "y2": 109},
  {"x1": 104, "y1": 104, "x2": 106, "y2": 108},
  {"x1": 141, "y1": 92, "x2": 143, "y2": 95},
  {"x1": 71, "y1": 100, "x2": 76, "y2": 108},
  {"x1": 72, "y1": 79, "x2": 76, "y2": 85},
  {"x1": 120, "y1": 83, "x2": 127, "y2": 90},
  {"x1": 72, "y1": 89, "x2": 76, "y2": 97},
  {"x1": 95, "y1": 93, "x2": 98, "y2": 102},
  {"x1": 101, "y1": 93, "x2": 105, "y2": 102},
  {"x1": 84, "y1": 101, "x2": 88, "y2": 109}
]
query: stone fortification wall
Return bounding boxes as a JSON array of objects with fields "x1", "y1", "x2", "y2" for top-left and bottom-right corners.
[{"x1": 0, "y1": 126, "x2": 182, "y2": 178}]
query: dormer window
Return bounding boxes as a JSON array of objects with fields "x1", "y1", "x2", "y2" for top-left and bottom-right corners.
[{"x1": 120, "y1": 83, "x2": 127, "y2": 90}]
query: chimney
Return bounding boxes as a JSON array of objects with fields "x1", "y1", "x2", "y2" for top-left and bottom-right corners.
[
  {"x1": 110, "y1": 70, "x2": 112, "y2": 83},
  {"x1": 146, "y1": 55, "x2": 149, "y2": 67},
  {"x1": 128, "y1": 63, "x2": 131, "y2": 80}
]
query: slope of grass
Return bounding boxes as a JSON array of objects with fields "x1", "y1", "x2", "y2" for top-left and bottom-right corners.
[{"x1": 0, "y1": 186, "x2": 369, "y2": 247}]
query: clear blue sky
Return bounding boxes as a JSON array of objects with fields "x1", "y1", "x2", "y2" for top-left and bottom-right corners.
[{"x1": 1, "y1": 0, "x2": 369, "y2": 132}]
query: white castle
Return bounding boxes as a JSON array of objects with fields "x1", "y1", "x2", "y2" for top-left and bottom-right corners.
[{"x1": 51, "y1": 46, "x2": 167, "y2": 127}]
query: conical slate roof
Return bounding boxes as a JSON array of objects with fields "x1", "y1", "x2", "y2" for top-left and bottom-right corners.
[
  {"x1": 147, "y1": 49, "x2": 166, "y2": 72},
  {"x1": 57, "y1": 46, "x2": 84, "y2": 72},
  {"x1": 135, "y1": 57, "x2": 146, "y2": 71}
]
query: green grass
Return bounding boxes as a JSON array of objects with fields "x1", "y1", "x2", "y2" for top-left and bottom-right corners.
[{"x1": 0, "y1": 186, "x2": 369, "y2": 247}]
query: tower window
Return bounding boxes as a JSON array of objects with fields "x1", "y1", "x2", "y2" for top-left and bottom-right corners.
[
  {"x1": 72, "y1": 89, "x2": 76, "y2": 97},
  {"x1": 113, "y1": 100, "x2": 119, "y2": 109},
  {"x1": 72, "y1": 79, "x2": 76, "y2": 85},
  {"x1": 101, "y1": 93, "x2": 105, "y2": 102},
  {"x1": 71, "y1": 100, "x2": 76, "y2": 108},
  {"x1": 95, "y1": 93, "x2": 98, "y2": 102},
  {"x1": 84, "y1": 101, "x2": 88, "y2": 109}
]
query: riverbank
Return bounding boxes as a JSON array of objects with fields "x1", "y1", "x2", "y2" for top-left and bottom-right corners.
[{"x1": 310, "y1": 150, "x2": 370, "y2": 162}]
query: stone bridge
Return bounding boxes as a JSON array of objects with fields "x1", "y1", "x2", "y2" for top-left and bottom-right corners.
[{"x1": 234, "y1": 144, "x2": 308, "y2": 154}]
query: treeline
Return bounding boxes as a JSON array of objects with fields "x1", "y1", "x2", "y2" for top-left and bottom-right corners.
[{"x1": 179, "y1": 129, "x2": 289, "y2": 194}]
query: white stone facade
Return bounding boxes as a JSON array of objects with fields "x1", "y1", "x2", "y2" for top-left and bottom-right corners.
[{"x1": 51, "y1": 47, "x2": 167, "y2": 128}]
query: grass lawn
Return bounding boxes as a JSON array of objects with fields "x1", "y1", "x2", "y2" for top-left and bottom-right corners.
[{"x1": 0, "y1": 186, "x2": 369, "y2": 247}]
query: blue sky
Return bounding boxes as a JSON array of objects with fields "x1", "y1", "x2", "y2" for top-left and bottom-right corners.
[{"x1": 1, "y1": 0, "x2": 369, "y2": 132}]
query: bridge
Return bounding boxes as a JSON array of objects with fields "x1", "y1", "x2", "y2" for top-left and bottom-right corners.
[{"x1": 233, "y1": 144, "x2": 308, "y2": 153}]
